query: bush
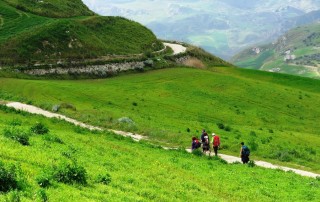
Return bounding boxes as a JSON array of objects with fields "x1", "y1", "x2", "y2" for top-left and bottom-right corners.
[
  {"x1": 0, "y1": 162, "x2": 18, "y2": 192},
  {"x1": 248, "y1": 160, "x2": 256, "y2": 167},
  {"x1": 95, "y1": 173, "x2": 112, "y2": 185},
  {"x1": 217, "y1": 123, "x2": 225, "y2": 130},
  {"x1": 250, "y1": 131, "x2": 257, "y2": 137},
  {"x1": 53, "y1": 163, "x2": 87, "y2": 185},
  {"x1": 248, "y1": 138, "x2": 258, "y2": 152},
  {"x1": 3, "y1": 127, "x2": 30, "y2": 146},
  {"x1": 42, "y1": 134, "x2": 64, "y2": 144},
  {"x1": 36, "y1": 189, "x2": 48, "y2": 202},
  {"x1": 31, "y1": 122, "x2": 49, "y2": 135},
  {"x1": 8, "y1": 119, "x2": 22, "y2": 126},
  {"x1": 224, "y1": 125, "x2": 232, "y2": 132},
  {"x1": 36, "y1": 174, "x2": 51, "y2": 188}
]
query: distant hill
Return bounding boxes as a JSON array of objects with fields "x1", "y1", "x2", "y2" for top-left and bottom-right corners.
[
  {"x1": 231, "y1": 22, "x2": 320, "y2": 79},
  {"x1": 85, "y1": 0, "x2": 320, "y2": 59},
  {"x1": 0, "y1": 1, "x2": 163, "y2": 66}
]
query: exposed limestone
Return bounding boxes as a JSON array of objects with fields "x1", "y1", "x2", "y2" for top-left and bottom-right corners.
[{"x1": 23, "y1": 61, "x2": 145, "y2": 76}]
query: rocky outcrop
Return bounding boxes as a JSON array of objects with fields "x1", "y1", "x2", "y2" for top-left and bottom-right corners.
[{"x1": 23, "y1": 61, "x2": 145, "y2": 76}]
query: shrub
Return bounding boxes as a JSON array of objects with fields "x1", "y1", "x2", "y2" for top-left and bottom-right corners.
[
  {"x1": 274, "y1": 150, "x2": 292, "y2": 162},
  {"x1": 0, "y1": 162, "x2": 18, "y2": 192},
  {"x1": 224, "y1": 125, "x2": 232, "y2": 132},
  {"x1": 60, "y1": 103, "x2": 76, "y2": 111},
  {"x1": 217, "y1": 123, "x2": 225, "y2": 130},
  {"x1": 36, "y1": 189, "x2": 48, "y2": 202},
  {"x1": 31, "y1": 122, "x2": 49, "y2": 135},
  {"x1": 42, "y1": 134, "x2": 64, "y2": 144},
  {"x1": 95, "y1": 173, "x2": 112, "y2": 185},
  {"x1": 36, "y1": 174, "x2": 51, "y2": 188},
  {"x1": 248, "y1": 160, "x2": 256, "y2": 167},
  {"x1": 250, "y1": 131, "x2": 257, "y2": 137},
  {"x1": 3, "y1": 127, "x2": 30, "y2": 146},
  {"x1": 53, "y1": 163, "x2": 87, "y2": 185},
  {"x1": 9, "y1": 119, "x2": 22, "y2": 126},
  {"x1": 248, "y1": 138, "x2": 258, "y2": 152}
]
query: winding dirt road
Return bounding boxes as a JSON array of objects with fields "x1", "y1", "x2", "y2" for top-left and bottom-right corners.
[
  {"x1": 164, "y1": 42, "x2": 187, "y2": 55},
  {"x1": 3, "y1": 101, "x2": 320, "y2": 178}
]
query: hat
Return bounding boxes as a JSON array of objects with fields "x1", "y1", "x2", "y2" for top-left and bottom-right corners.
[{"x1": 212, "y1": 133, "x2": 216, "y2": 136}]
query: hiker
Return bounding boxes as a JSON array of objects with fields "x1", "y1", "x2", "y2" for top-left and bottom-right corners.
[
  {"x1": 240, "y1": 142, "x2": 250, "y2": 164},
  {"x1": 212, "y1": 133, "x2": 220, "y2": 156},
  {"x1": 201, "y1": 129, "x2": 210, "y2": 153},
  {"x1": 191, "y1": 136, "x2": 201, "y2": 151}
]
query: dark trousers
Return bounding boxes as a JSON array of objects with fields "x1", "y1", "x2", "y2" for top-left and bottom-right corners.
[
  {"x1": 241, "y1": 155, "x2": 249, "y2": 164},
  {"x1": 213, "y1": 146, "x2": 219, "y2": 156}
]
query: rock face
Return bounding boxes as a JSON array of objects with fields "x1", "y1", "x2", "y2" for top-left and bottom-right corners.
[
  {"x1": 23, "y1": 61, "x2": 145, "y2": 76},
  {"x1": 118, "y1": 117, "x2": 135, "y2": 124}
]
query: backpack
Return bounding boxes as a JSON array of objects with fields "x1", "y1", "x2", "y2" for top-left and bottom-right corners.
[
  {"x1": 195, "y1": 140, "x2": 201, "y2": 149},
  {"x1": 242, "y1": 145, "x2": 250, "y2": 156}
]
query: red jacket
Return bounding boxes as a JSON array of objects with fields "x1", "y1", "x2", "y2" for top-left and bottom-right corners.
[{"x1": 213, "y1": 136, "x2": 220, "y2": 147}]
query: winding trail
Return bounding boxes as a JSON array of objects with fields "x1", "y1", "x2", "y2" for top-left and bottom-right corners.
[
  {"x1": 164, "y1": 42, "x2": 187, "y2": 55},
  {"x1": 3, "y1": 101, "x2": 320, "y2": 178}
]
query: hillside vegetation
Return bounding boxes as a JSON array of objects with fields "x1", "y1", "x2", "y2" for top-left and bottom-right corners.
[
  {"x1": 0, "y1": 106, "x2": 319, "y2": 201},
  {"x1": 232, "y1": 22, "x2": 320, "y2": 79},
  {"x1": 3, "y1": 0, "x2": 95, "y2": 17},
  {"x1": 1, "y1": 66, "x2": 320, "y2": 172},
  {"x1": 0, "y1": 1, "x2": 163, "y2": 66}
]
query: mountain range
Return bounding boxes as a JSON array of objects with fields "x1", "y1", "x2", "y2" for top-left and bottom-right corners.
[
  {"x1": 232, "y1": 22, "x2": 320, "y2": 79},
  {"x1": 83, "y1": 0, "x2": 320, "y2": 59}
]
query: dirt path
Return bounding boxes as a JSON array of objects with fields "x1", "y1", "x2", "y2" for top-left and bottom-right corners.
[
  {"x1": 3, "y1": 101, "x2": 319, "y2": 178},
  {"x1": 164, "y1": 42, "x2": 187, "y2": 55},
  {"x1": 5, "y1": 102, "x2": 144, "y2": 141}
]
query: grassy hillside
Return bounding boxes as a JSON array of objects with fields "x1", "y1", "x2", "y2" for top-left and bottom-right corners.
[
  {"x1": 232, "y1": 22, "x2": 320, "y2": 79},
  {"x1": 3, "y1": 0, "x2": 95, "y2": 17},
  {"x1": 0, "y1": 1, "x2": 163, "y2": 66},
  {"x1": 0, "y1": 106, "x2": 319, "y2": 201},
  {"x1": 1, "y1": 66, "x2": 320, "y2": 172}
]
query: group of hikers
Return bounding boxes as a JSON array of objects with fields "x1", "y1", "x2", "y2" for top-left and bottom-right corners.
[{"x1": 191, "y1": 129, "x2": 250, "y2": 164}]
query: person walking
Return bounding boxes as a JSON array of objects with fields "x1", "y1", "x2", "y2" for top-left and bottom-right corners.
[
  {"x1": 212, "y1": 133, "x2": 220, "y2": 156},
  {"x1": 240, "y1": 142, "x2": 250, "y2": 164},
  {"x1": 201, "y1": 129, "x2": 210, "y2": 153}
]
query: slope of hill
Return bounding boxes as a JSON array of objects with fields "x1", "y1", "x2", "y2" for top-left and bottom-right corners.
[
  {"x1": 0, "y1": 106, "x2": 319, "y2": 201},
  {"x1": 232, "y1": 22, "x2": 320, "y2": 79},
  {"x1": 0, "y1": 1, "x2": 163, "y2": 66},
  {"x1": 1, "y1": 66, "x2": 320, "y2": 172},
  {"x1": 3, "y1": 0, "x2": 95, "y2": 17}
]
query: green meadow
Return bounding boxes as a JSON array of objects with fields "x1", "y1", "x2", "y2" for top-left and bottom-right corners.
[
  {"x1": 1, "y1": 66, "x2": 319, "y2": 173},
  {"x1": 0, "y1": 105, "x2": 319, "y2": 201}
]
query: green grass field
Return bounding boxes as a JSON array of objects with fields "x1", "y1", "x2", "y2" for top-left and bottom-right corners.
[
  {"x1": 1, "y1": 66, "x2": 320, "y2": 172},
  {"x1": 0, "y1": 105, "x2": 319, "y2": 201}
]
